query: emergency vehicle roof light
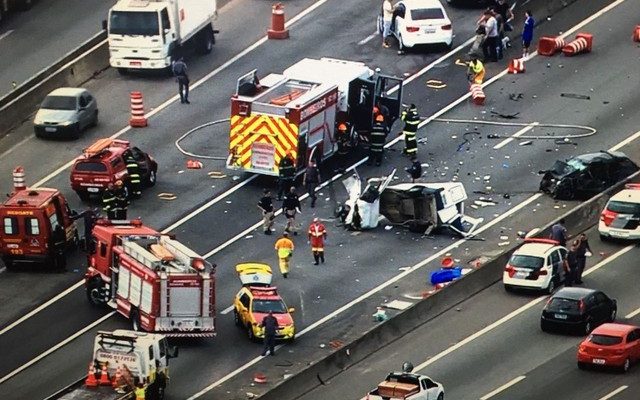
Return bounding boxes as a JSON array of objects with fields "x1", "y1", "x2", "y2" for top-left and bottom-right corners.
[
  {"x1": 624, "y1": 183, "x2": 640, "y2": 190},
  {"x1": 523, "y1": 238, "x2": 559, "y2": 245},
  {"x1": 191, "y1": 258, "x2": 206, "y2": 271}
]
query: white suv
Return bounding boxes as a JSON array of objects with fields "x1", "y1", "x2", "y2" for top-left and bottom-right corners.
[
  {"x1": 598, "y1": 184, "x2": 640, "y2": 240},
  {"x1": 503, "y1": 239, "x2": 567, "y2": 294}
]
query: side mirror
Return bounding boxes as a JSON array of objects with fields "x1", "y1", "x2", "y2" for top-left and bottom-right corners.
[
  {"x1": 167, "y1": 346, "x2": 178, "y2": 359},
  {"x1": 288, "y1": 307, "x2": 295, "y2": 313},
  {"x1": 102, "y1": 20, "x2": 107, "y2": 31}
]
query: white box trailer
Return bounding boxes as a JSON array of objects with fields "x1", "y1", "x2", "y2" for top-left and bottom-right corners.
[{"x1": 106, "y1": 0, "x2": 218, "y2": 73}]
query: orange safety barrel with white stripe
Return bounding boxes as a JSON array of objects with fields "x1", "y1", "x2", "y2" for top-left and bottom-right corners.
[
  {"x1": 129, "y1": 91, "x2": 148, "y2": 128},
  {"x1": 562, "y1": 33, "x2": 593, "y2": 56},
  {"x1": 537, "y1": 36, "x2": 566, "y2": 56},
  {"x1": 12, "y1": 166, "x2": 26, "y2": 192},
  {"x1": 634, "y1": 26, "x2": 640, "y2": 42},
  {"x1": 508, "y1": 58, "x2": 525, "y2": 74},
  {"x1": 469, "y1": 84, "x2": 485, "y2": 106}
]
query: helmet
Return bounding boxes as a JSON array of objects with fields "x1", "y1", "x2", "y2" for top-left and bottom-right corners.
[
  {"x1": 375, "y1": 114, "x2": 385, "y2": 122},
  {"x1": 337, "y1": 123, "x2": 348, "y2": 132},
  {"x1": 401, "y1": 362, "x2": 414, "y2": 373},
  {"x1": 373, "y1": 106, "x2": 380, "y2": 114},
  {"x1": 409, "y1": 103, "x2": 417, "y2": 111},
  {"x1": 114, "y1": 180, "x2": 124, "y2": 188}
]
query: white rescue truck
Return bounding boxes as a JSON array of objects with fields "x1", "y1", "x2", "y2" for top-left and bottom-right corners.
[
  {"x1": 105, "y1": 0, "x2": 218, "y2": 73},
  {"x1": 48, "y1": 330, "x2": 177, "y2": 400},
  {"x1": 340, "y1": 169, "x2": 483, "y2": 236}
]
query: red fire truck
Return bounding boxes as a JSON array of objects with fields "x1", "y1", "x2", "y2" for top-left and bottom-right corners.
[
  {"x1": 85, "y1": 219, "x2": 216, "y2": 337},
  {"x1": 0, "y1": 167, "x2": 78, "y2": 270},
  {"x1": 227, "y1": 57, "x2": 403, "y2": 176}
]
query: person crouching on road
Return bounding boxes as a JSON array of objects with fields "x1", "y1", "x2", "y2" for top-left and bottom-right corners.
[
  {"x1": 467, "y1": 57, "x2": 485, "y2": 85},
  {"x1": 261, "y1": 311, "x2": 279, "y2": 356},
  {"x1": 282, "y1": 187, "x2": 301, "y2": 235},
  {"x1": 258, "y1": 189, "x2": 275, "y2": 235},
  {"x1": 274, "y1": 232, "x2": 294, "y2": 278},
  {"x1": 308, "y1": 217, "x2": 327, "y2": 265}
]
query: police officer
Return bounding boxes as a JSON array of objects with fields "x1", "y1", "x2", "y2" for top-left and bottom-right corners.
[
  {"x1": 102, "y1": 183, "x2": 117, "y2": 220},
  {"x1": 112, "y1": 180, "x2": 129, "y2": 220},
  {"x1": 400, "y1": 104, "x2": 420, "y2": 157},
  {"x1": 368, "y1": 114, "x2": 387, "y2": 167},
  {"x1": 124, "y1": 151, "x2": 142, "y2": 199},
  {"x1": 277, "y1": 152, "x2": 296, "y2": 200},
  {"x1": 172, "y1": 57, "x2": 190, "y2": 104}
]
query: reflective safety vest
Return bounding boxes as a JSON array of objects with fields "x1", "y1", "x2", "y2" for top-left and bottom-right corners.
[
  {"x1": 102, "y1": 190, "x2": 116, "y2": 211},
  {"x1": 401, "y1": 109, "x2": 420, "y2": 136},
  {"x1": 469, "y1": 60, "x2": 484, "y2": 74},
  {"x1": 135, "y1": 387, "x2": 146, "y2": 400},
  {"x1": 125, "y1": 156, "x2": 141, "y2": 185},
  {"x1": 370, "y1": 123, "x2": 387, "y2": 151},
  {"x1": 275, "y1": 237, "x2": 294, "y2": 258}
]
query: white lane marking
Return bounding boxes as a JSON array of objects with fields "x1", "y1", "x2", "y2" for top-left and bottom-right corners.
[
  {"x1": 221, "y1": 305, "x2": 235, "y2": 315},
  {"x1": 624, "y1": 306, "x2": 640, "y2": 319},
  {"x1": 31, "y1": 0, "x2": 336, "y2": 189},
  {"x1": 358, "y1": 32, "x2": 377, "y2": 45},
  {"x1": 411, "y1": 245, "x2": 634, "y2": 374},
  {"x1": 598, "y1": 386, "x2": 628, "y2": 400},
  {"x1": 0, "y1": 29, "x2": 14, "y2": 42},
  {"x1": 0, "y1": 311, "x2": 115, "y2": 385},
  {"x1": 479, "y1": 375, "x2": 526, "y2": 400},
  {"x1": 493, "y1": 122, "x2": 539, "y2": 150},
  {"x1": 0, "y1": 280, "x2": 84, "y2": 336}
]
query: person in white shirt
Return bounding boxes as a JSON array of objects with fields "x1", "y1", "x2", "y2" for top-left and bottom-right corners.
[
  {"x1": 481, "y1": 10, "x2": 499, "y2": 62},
  {"x1": 382, "y1": 0, "x2": 394, "y2": 48}
]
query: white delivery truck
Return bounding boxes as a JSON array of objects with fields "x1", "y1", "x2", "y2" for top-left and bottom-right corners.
[{"x1": 105, "y1": 0, "x2": 218, "y2": 74}]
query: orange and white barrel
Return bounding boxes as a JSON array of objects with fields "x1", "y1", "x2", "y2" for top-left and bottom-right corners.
[
  {"x1": 470, "y1": 84, "x2": 486, "y2": 105},
  {"x1": 508, "y1": 58, "x2": 525, "y2": 74},
  {"x1": 12, "y1": 166, "x2": 26, "y2": 191},
  {"x1": 129, "y1": 91, "x2": 148, "y2": 127},
  {"x1": 562, "y1": 37, "x2": 588, "y2": 56}
]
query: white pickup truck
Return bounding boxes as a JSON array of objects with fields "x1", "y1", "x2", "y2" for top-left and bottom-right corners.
[{"x1": 367, "y1": 371, "x2": 445, "y2": 400}]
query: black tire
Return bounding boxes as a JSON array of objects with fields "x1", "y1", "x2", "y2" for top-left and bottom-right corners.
[
  {"x1": 131, "y1": 309, "x2": 141, "y2": 331},
  {"x1": 546, "y1": 278, "x2": 556, "y2": 295},
  {"x1": 398, "y1": 34, "x2": 405, "y2": 52},
  {"x1": 197, "y1": 26, "x2": 214, "y2": 55},
  {"x1": 117, "y1": 67, "x2": 128, "y2": 76},
  {"x1": 147, "y1": 170, "x2": 157, "y2": 187},
  {"x1": 599, "y1": 233, "x2": 611, "y2": 242},
  {"x1": 2, "y1": 258, "x2": 16, "y2": 271},
  {"x1": 70, "y1": 123, "x2": 81, "y2": 140},
  {"x1": 86, "y1": 277, "x2": 107, "y2": 306},
  {"x1": 553, "y1": 183, "x2": 574, "y2": 200},
  {"x1": 437, "y1": 393, "x2": 444, "y2": 400},
  {"x1": 540, "y1": 319, "x2": 550, "y2": 333},
  {"x1": 76, "y1": 190, "x2": 91, "y2": 202},
  {"x1": 577, "y1": 361, "x2": 588, "y2": 370}
]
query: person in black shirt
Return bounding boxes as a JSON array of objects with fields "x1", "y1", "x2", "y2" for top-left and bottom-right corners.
[
  {"x1": 574, "y1": 233, "x2": 592, "y2": 284},
  {"x1": 303, "y1": 161, "x2": 321, "y2": 208},
  {"x1": 282, "y1": 187, "x2": 301, "y2": 235},
  {"x1": 258, "y1": 189, "x2": 275, "y2": 235},
  {"x1": 277, "y1": 153, "x2": 296, "y2": 200},
  {"x1": 564, "y1": 240, "x2": 579, "y2": 287},
  {"x1": 260, "y1": 311, "x2": 279, "y2": 356}
]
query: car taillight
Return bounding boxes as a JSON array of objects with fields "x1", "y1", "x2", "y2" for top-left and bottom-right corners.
[
  {"x1": 406, "y1": 26, "x2": 420, "y2": 33},
  {"x1": 578, "y1": 345, "x2": 586, "y2": 352},
  {"x1": 538, "y1": 269, "x2": 548, "y2": 276},
  {"x1": 441, "y1": 24, "x2": 452, "y2": 30},
  {"x1": 600, "y1": 208, "x2": 617, "y2": 226},
  {"x1": 504, "y1": 265, "x2": 516, "y2": 278}
]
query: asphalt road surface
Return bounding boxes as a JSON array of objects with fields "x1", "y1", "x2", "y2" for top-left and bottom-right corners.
[
  {"x1": 296, "y1": 227, "x2": 640, "y2": 400},
  {"x1": 0, "y1": 0, "x2": 115, "y2": 98},
  {"x1": 1, "y1": 0, "x2": 637, "y2": 398}
]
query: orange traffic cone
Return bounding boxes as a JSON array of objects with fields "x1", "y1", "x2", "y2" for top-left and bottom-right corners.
[
  {"x1": 186, "y1": 159, "x2": 204, "y2": 169},
  {"x1": 129, "y1": 91, "x2": 148, "y2": 127},
  {"x1": 99, "y1": 364, "x2": 111, "y2": 386},
  {"x1": 85, "y1": 362, "x2": 98, "y2": 387},
  {"x1": 633, "y1": 25, "x2": 640, "y2": 42},
  {"x1": 508, "y1": 58, "x2": 525, "y2": 74},
  {"x1": 254, "y1": 372, "x2": 268, "y2": 384},
  {"x1": 562, "y1": 33, "x2": 593, "y2": 56},
  {"x1": 112, "y1": 366, "x2": 123, "y2": 388}
]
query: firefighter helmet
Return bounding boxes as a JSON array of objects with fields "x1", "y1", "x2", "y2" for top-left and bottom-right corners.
[
  {"x1": 337, "y1": 123, "x2": 348, "y2": 132},
  {"x1": 114, "y1": 180, "x2": 124, "y2": 188},
  {"x1": 375, "y1": 114, "x2": 385, "y2": 122}
]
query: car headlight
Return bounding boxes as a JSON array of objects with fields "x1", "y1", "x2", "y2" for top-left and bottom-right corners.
[{"x1": 60, "y1": 120, "x2": 73, "y2": 126}]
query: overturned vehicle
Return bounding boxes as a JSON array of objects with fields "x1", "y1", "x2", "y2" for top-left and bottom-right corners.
[
  {"x1": 337, "y1": 169, "x2": 483, "y2": 237},
  {"x1": 539, "y1": 151, "x2": 639, "y2": 200}
]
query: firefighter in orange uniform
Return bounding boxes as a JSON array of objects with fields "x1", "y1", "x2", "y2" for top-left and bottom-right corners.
[
  {"x1": 308, "y1": 217, "x2": 327, "y2": 265},
  {"x1": 274, "y1": 232, "x2": 295, "y2": 278}
]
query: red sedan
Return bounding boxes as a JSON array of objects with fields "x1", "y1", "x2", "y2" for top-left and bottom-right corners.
[{"x1": 577, "y1": 323, "x2": 640, "y2": 372}]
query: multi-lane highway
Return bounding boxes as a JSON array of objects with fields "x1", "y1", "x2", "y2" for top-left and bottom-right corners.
[{"x1": 0, "y1": 0, "x2": 637, "y2": 399}]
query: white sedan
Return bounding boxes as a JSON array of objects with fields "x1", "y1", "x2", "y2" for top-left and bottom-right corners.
[
  {"x1": 599, "y1": 184, "x2": 640, "y2": 240},
  {"x1": 503, "y1": 239, "x2": 567, "y2": 294},
  {"x1": 380, "y1": 0, "x2": 453, "y2": 52}
]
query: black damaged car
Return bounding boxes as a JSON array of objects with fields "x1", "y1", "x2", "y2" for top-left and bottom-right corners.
[{"x1": 539, "y1": 151, "x2": 639, "y2": 200}]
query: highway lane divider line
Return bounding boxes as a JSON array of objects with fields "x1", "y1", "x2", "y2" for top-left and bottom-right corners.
[
  {"x1": 0, "y1": 311, "x2": 115, "y2": 385},
  {"x1": 493, "y1": 123, "x2": 539, "y2": 149},
  {"x1": 410, "y1": 244, "x2": 634, "y2": 375},
  {"x1": 479, "y1": 375, "x2": 526, "y2": 400},
  {"x1": 624, "y1": 306, "x2": 640, "y2": 319},
  {"x1": 598, "y1": 385, "x2": 628, "y2": 400}
]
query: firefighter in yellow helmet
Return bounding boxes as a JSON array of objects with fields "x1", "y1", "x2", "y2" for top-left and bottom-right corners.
[{"x1": 368, "y1": 114, "x2": 387, "y2": 167}]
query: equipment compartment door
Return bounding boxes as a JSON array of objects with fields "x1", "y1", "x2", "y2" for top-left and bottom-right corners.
[
  {"x1": 375, "y1": 75, "x2": 403, "y2": 126},
  {"x1": 347, "y1": 78, "x2": 376, "y2": 133}
]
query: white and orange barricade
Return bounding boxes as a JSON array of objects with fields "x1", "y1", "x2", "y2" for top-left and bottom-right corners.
[
  {"x1": 633, "y1": 25, "x2": 640, "y2": 42},
  {"x1": 129, "y1": 91, "x2": 148, "y2": 127},
  {"x1": 538, "y1": 36, "x2": 565, "y2": 56},
  {"x1": 470, "y1": 84, "x2": 485, "y2": 106},
  {"x1": 562, "y1": 33, "x2": 593, "y2": 56},
  {"x1": 508, "y1": 58, "x2": 525, "y2": 74}
]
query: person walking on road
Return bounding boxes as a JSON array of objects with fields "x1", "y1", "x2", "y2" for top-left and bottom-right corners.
[
  {"x1": 277, "y1": 152, "x2": 296, "y2": 200},
  {"x1": 550, "y1": 218, "x2": 568, "y2": 247},
  {"x1": 260, "y1": 311, "x2": 279, "y2": 356},
  {"x1": 102, "y1": 183, "x2": 117, "y2": 220},
  {"x1": 123, "y1": 150, "x2": 142, "y2": 198},
  {"x1": 400, "y1": 104, "x2": 419, "y2": 157},
  {"x1": 172, "y1": 57, "x2": 190, "y2": 104},
  {"x1": 564, "y1": 240, "x2": 579, "y2": 287},
  {"x1": 522, "y1": 10, "x2": 535, "y2": 58},
  {"x1": 575, "y1": 233, "x2": 592, "y2": 284},
  {"x1": 467, "y1": 57, "x2": 485, "y2": 84},
  {"x1": 308, "y1": 217, "x2": 327, "y2": 265},
  {"x1": 481, "y1": 10, "x2": 499, "y2": 62},
  {"x1": 258, "y1": 189, "x2": 275, "y2": 235},
  {"x1": 113, "y1": 180, "x2": 129, "y2": 220},
  {"x1": 381, "y1": 0, "x2": 394, "y2": 48},
  {"x1": 368, "y1": 114, "x2": 387, "y2": 167},
  {"x1": 303, "y1": 160, "x2": 321, "y2": 208},
  {"x1": 282, "y1": 187, "x2": 301, "y2": 235},
  {"x1": 274, "y1": 232, "x2": 294, "y2": 278}
]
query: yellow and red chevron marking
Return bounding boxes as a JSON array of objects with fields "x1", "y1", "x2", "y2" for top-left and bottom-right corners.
[{"x1": 229, "y1": 114, "x2": 298, "y2": 171}]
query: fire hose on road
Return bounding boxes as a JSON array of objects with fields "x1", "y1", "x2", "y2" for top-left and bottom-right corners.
[{"x1": 175, "y1": 118, "x2": 231, "y2": 160}]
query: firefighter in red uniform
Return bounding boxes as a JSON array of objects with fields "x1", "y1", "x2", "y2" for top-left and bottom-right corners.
[{"x1": 307, "y1": 217, "x2": 327, "y2": 265}]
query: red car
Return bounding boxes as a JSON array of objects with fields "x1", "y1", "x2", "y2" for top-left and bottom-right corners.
[{"x1": 577, "y1": 323, "x2": 640, "y2": 372}]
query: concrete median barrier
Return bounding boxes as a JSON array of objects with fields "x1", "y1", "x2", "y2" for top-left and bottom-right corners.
[{"x1": 253, "y1": 171, "x2": 640, "y2": 400}]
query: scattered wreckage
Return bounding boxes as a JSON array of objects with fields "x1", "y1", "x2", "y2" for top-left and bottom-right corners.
[
  {"x1": 337, "y1": 169, "x2": 483, "y2": 237},
  {"x1": 539, "y1": 151, "x2": 638, "y2": 200}
]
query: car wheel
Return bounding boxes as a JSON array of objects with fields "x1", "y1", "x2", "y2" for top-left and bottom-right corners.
[
  {"x1": 86, "y1": 277, "x2": 107, "y2": 307},
  {"x1": 621, "y1": 358, "x2": 630, "y2": 373},
  {"x1": 546, "y1": 278, "x2": 556, "y2": 294},
  {"x1": 76, "y1": 190, "x2": 90, "y2": 202},
  {"x1": 234, "y1": 310, "x2": 242, "y2": 327},
  {"x1": 437, "y1": 393, "x2": 444, "y2": 400},
  {"x1": 70, "y1": 123, "x2": 81, "y2": 140},
  {"x1": 553, "y1": 183, "x2": 574, "y2": 200},
  {"x1": 609, "y1": 308, "x2": 617, "y2": 322},
  {"x1": 131, "y1": 309, "x2": 141, "y2": 331},
  {"x1": 147, "y1": 170, "x2": 157, "y2": 187},
  {"x1": 584, "y1": 320, "x2": 592, "y2": 335},
  {"x1": 577, "y1": 361, "x2": 588, "y2": 370},
  {"x1": 90, "y1": 110, "x2": 99, "y2": 128},
  {"x1": 198, "y1": 26, "x2": 214, "y2": 55},
  {"x1": 540, "y1": 319, "x2": 550, "y2": 332},
  {"x1": 117, "y1": 68, "x2": 128, "y2": 76}
]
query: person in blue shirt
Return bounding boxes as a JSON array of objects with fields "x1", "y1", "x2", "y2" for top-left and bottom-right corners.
[{"x1": 522, "y1": 10, "x2": 535, "y2": 58}]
